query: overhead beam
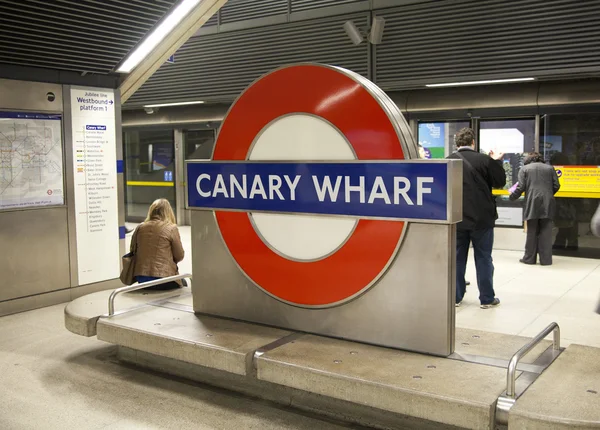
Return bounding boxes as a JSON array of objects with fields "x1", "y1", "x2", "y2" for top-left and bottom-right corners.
[{"x1": 119, "y1": 0, "x2": 228, "y2": 104}]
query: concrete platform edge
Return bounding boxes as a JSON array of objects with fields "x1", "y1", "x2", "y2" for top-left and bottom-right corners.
[
  {"x1": 256, "y1": 356, "x2": 495, "y2": 430},
  {"x1": 117, "y1": 346, "x2": 460, "y2": 430}
]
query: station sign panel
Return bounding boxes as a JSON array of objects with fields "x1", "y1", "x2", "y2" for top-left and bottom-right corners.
[
  {"x1": 187, "y1": 63, "x2": 462, "y2": 356},
  {"x1": 187, "y1": 161, "x2": 454, "y2": 222}
]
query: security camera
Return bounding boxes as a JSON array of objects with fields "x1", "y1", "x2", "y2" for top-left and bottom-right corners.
[
  {"x1": 144, "y1": 107, "x2": 154, "y2": 114},
  {"x1": 369, "y1": 16, "x2": 386, "y2": 45},
  {"x1": 46, "y1": 92, "x2": 56, "y2": 102},
  {"x1": 343, "y1": 21, "x2": 364, "y2": 45}
]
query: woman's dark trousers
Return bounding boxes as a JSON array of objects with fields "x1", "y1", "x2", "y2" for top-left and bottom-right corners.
[{"x1": 524, "y1": 219, "x2": 553, "y2": 265}]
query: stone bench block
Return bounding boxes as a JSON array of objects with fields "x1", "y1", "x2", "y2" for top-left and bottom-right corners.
[
  {"x1": 97, "y1": 306, "x2": 291, "y2": 375},
  {"x1": 509, "y1": 344, "x2": 600, "y2": 429},
  {"x1": 64, "y1": 287, "x2": 190, "y2": 336},
  {"x1": 256, "y1": 334, "x2": 509, "y2": 430}
]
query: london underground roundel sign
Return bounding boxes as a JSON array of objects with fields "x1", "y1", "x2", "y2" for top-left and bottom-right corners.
[{"x1": 196, "y1": 64, "x2": 419, "y2": 308}]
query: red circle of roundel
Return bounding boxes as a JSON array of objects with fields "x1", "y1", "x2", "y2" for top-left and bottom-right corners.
[{"x1": 214, "y1": 64, "x2": 406, "y2": 307}]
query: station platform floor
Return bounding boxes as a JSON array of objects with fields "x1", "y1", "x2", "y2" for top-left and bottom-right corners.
[
  {"x1": 1, "y1": 225, "x2": 598, "y2": 429},
  {"x1": 0, "y1": 303, "x2": 357, "y2": 430},
  {"x1": 126, "y1": 224, "x2": 600, "y2": 349}
]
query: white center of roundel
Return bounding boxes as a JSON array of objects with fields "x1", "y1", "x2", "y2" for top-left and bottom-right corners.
[{"x1": 248, "y1": 114, "x2": 357, "y2": 261}]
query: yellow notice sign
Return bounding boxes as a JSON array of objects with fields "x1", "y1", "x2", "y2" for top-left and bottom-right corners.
[{"x1": 554, "y1": 166, "x2": 600, "y2": 193}]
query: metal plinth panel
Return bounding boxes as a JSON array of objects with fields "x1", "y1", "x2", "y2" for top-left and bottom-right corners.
[{"x1": 192, "y1": 210, "x2": 455, "y2": 356}]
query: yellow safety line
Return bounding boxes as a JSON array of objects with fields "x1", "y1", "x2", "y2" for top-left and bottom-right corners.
[
  {"x1": 126, "y1": 181, "x2": 174, "y2": 187},
  {"x1": 493, "y1": 190, "x2": 600, "y2": 198}
]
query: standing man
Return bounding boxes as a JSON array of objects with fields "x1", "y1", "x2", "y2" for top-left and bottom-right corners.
[{"x1": 448, "y1": 128, "x2": 506, "y2": 308}]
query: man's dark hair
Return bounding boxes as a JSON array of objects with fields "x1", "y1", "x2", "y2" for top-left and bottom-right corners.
[
  {"x1": 524, "y1": 152, "x2": 544, "y2": 165},
  {"x1": 455, "y1": 127, "x2": 476, "y2": 148}
]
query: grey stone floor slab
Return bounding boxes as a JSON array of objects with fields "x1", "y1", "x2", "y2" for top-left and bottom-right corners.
[
  {"x1": 256, "y1": 334, "x2": 508, "y2": 430},
  {"x1": 509, "y1": 344, "x2": 600, "y2": 429},
  {"x1": 97, "y1": 306, "x2": 292, "y2": 375},
  {"x1": 0, "y1": 304, "x2": 353, "y2": 430}
]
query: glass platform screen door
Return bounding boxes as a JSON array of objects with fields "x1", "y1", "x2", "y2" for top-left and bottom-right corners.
[
  {"x1": 478, "y1": 118, "x2": 536, "y2": 227},
  {"x1": 123, "y1": 129, "x2": 176, "y2": 222}
]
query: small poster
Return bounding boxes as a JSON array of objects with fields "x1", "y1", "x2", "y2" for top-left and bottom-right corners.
[{"x1": 418, "y1": 123, "x2": 446, "y2": 159}]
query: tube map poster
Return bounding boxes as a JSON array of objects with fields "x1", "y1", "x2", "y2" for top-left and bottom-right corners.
[{"x1": 0, "y1": 112, "x2": 64, "y2": 210}]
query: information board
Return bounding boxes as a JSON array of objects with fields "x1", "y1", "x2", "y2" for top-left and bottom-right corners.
[
  {"x1": 496, "y1": 207, "x2": 523, "y2": 227},
  {"x1": 554, "y1": 165, "x2": 600, "y2": 194},
  {"x1": 0, "y1": 112, "x2": 64, "y2": 209},
  {"x1": 70, "y1": 88, "x2": 120, "y2": 285}
]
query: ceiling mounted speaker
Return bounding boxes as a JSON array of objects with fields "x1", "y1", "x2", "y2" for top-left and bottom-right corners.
[
  {"x1": 369, "y1": 16, "x2": 386, "y2": 44},
  {"x1": 343, "y1": 21, "x2": 364, "y2": 45}
]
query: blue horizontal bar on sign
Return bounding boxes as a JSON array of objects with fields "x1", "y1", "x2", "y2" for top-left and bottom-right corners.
[
  {"x1": 0, "y1": 111, "x2": 62, "y2": 120},
  {"x1": 187, "y1": 162, "x2": 449, "y2": 221}
]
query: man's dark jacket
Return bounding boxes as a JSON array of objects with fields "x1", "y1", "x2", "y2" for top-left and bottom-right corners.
[{"x1": 447, "y1": 147, "x2": 506, "y2": 231}]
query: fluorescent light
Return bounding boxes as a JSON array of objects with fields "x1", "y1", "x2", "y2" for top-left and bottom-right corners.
[
  {"x1": 117, "y1": 0, "x2": 201, "y2": 73},
  {"x1": 143, "y1": 101, "x2": 205, "y2": 108},
  {"x1": 425, "y1": 78, "x2": 535, "y2": 88}
]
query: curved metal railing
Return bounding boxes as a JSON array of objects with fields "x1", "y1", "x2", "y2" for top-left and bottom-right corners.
[
  {"x1": 496, "y1": 322, "x2": 561, "y2": 426},
  {"x1": 506, "y1": 322, "x2": 560, "y2": 398},
  {"x1": 107, "y1": 273, "x2": 192, "y2": 316}
]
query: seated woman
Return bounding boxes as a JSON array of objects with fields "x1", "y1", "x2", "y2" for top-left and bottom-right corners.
[{"x1": 131, "y1": 199, "x2": 185, "y2": 290}]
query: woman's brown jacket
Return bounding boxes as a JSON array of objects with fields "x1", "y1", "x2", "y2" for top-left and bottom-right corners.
[{"x1": 132, "y1": 220, "x2": 185, "y2": 280}]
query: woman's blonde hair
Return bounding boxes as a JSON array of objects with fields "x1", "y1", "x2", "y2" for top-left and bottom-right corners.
[{"x1": 145, "y1": 198, "x2": 176, "y2": 224}]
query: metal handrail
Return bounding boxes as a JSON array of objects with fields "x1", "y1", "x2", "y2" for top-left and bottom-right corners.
[
  {"x1": 506, "y1": 322, "x2": 560, "y2": 398},
  {"x1": 108, "y1": 273, "x2": 192, "y2": 316}
]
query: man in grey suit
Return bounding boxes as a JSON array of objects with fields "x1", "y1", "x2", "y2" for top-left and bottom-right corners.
[{"x1": 510, "y1": 153, "x2": 561, "y2": 265}]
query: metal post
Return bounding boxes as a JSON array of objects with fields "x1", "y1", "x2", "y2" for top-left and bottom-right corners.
[
  {"x1": 174, "y1": 129, "x2": 185, "y2": 225},
  {"x1": 534, "y1": 114, "x2": 540, "y2": 153}
]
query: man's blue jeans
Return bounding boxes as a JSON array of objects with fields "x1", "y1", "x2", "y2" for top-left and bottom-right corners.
[{"x1": 456, "y1": 228, "x2": 496, "y2": 305}]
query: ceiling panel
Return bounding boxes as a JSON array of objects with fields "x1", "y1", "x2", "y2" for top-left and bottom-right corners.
[
  {"x1": 219, "y1": 0, "x2": 288, "y2": 24},
  {"x1": 291, "y1": 0, "x2": 363, "y2": 12},
  {"x1": 126, "y1": 12, "x2": 370, "y2": 108},
  {"x1": 375, "y1": 0, "x2": 600, "y2": 89},
  {"x1": 0, "y1": 0, "x2": 178, "y2": 74}
]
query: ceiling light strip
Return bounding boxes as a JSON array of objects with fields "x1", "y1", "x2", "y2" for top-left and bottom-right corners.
[
  {"x1": 426, "y1": 78, "x2": 535, "y2": 88},
  {"x1": 144, "y1": 101, "x2": 206, "y2": 108},
  {"x1": 117, "y1": 0, "x2": 201, "y2": 73}
]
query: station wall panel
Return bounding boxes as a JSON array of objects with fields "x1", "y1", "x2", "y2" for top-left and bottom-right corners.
[
  {"x1": 0, "y1": 208, "x2": 71, "y2": 302},
  {"x1": 375, "y1": 0, "x2": 600, "y2": 89},
  {"x1": 126, "y1": 13, "x2": 370, "y2": 107}
]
